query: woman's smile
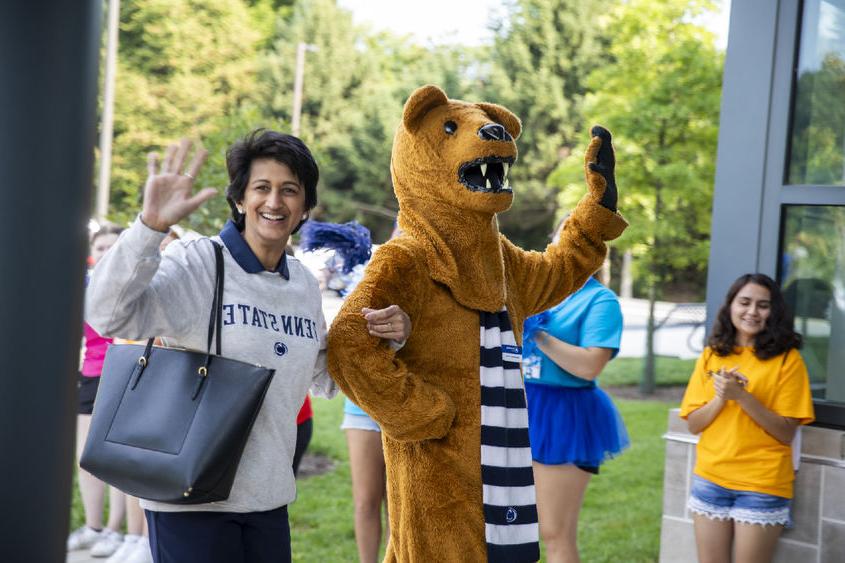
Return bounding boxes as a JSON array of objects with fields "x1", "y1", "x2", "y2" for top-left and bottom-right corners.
[{"x1": 240, "y1": 158, "x2": 306, "y2": 269}]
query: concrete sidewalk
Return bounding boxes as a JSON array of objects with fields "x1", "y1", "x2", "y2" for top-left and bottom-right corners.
[
  {"x1": 321, "y1": 290, "x2": 706, "y2": 359},
  {"x1": 616, "y1": 297, "x2": 705, "y2": 360},
  {"x1": 67, "y1": 549, "x2": 101, "y2": 563}
]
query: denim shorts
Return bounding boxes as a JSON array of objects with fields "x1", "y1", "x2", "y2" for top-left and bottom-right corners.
[
  {"x1": 340, "y1": 413, "x2": 381, "y2": 432},
  {"x1": 688, "y1": 475, "x2": 791, "y2": 527}
]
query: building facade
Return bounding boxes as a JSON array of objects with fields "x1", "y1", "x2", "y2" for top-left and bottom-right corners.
[{"x1": 661, "y1": 0, "x2": 845, "y2": 560}]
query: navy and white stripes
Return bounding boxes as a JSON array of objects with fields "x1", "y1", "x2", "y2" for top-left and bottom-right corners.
[{"x1": 479, "y1": 309, "x2": 540, "y2": 563}]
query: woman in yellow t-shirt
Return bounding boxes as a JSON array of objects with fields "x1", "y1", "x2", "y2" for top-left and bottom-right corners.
[{"x1": 680, "y1": 273, "x2": 814, "y2": 563}]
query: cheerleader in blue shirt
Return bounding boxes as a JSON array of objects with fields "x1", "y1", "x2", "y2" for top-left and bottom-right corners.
[{"x1": 523, "y1": 275, "x2": 629, "y2": 562}]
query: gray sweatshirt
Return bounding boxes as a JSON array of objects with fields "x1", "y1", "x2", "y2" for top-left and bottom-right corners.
[{"x1": 85, "y1": 217, "x2": 335, "y2": 513}]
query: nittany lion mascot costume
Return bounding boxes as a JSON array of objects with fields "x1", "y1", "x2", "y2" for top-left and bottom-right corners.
[{"x1": 327, "y1": 85, "x2": 626, "y2": 562}]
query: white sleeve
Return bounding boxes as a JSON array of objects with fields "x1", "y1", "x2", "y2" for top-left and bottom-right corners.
[
  {"x1": 309, "y1": 308, "x2": 337, "y2": 399},
  {"x1": 85, "y1": 217, "x2": 215, "y2": 341}
]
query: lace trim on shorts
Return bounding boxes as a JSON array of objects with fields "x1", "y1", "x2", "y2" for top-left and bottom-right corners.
[
  {"x1": 729, "y1": 506, "x2": 790, "y2": 527},
  {"x1": 687, "y1": 496, "x2": 731, "y2": 520},
  {"x1": 688, "y1": 495, "x2": 790, "y2": 527}
]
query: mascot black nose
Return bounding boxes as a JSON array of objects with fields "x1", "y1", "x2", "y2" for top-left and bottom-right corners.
[{"x1": 478, "y1": 123, "x2": 512, "y2": 142}]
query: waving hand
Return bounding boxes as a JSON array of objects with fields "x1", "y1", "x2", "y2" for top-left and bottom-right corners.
[
  {"x1": 584, "y1": 125, "x2": 618, "y2": 212},
  {"x1": 141, "y1": 139, "x2": 217, "y2": 232}
]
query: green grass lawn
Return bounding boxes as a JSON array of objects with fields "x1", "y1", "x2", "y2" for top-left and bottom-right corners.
[
  {"x1": 70, "y1": 468, "x2": 84, "y2": 531},
  {"x1": 576, "y1": 399, "x2": 673, "y2": 563},
  {"x1": 291, "y1": 394, "x2": 676, "y2": 562},
  {"x1": 289, "y1": 394, "x2": 359, "y2": 561},
  {"x1": 601, "y1": 356, "x2": 696, "y2": 387},
  {"x1": 70, "y1": 387, "x2": 678, "y2": 562}
]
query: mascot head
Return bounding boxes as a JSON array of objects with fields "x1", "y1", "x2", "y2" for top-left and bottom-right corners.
[{"x1": 391, "y1": 85, "x2": 522, "y2": 215}]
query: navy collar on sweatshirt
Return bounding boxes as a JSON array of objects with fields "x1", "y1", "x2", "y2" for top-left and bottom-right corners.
[{"x1": 219, "y1": 220, "x2": 290, "y2": 280}]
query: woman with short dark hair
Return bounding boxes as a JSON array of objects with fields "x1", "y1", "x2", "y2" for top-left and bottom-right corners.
[
  {"x1": 681, "y1": 273, "x2": 814, "y2": 563},
  {"x1": 224, "y1": 129, "x2": 319, "y2": 232},
  {"x1": 86, "y1": 130, "x2": 409, "y2": 563}
]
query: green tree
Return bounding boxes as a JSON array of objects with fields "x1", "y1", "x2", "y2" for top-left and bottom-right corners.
[
  {"x1": 106, "y1": 0, "x2": 264, "y2": 232},
  {"x1": 549, "y1": 0, "x2": 723, "y2": 393},
  {"x1": 789, "y1": 52, "x2": 845, "y2": 185},
  {"x1": 484, "y1": 0, "x2": 610, "y2": 249},
  {"x1": 257, "y1": 0, "x2": 481, "y2": 241}
]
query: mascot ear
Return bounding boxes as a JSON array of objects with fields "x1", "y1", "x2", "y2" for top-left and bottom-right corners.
[
  {"x1": 403, "y1": 85, "x2": 449, "y2": 132},
  {"x1": 477, "y1": 102, "x2": 522, "y2": 140}
]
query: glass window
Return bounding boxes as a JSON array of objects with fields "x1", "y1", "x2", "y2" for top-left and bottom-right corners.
[
  {"x1": 787, "y1": 0, "x2": 845, "y2": 185},
  {"x1": 780, "y1": 205, "x2": 845, "y2": 410}
]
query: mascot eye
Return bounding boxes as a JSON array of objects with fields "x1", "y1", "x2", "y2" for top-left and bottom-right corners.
[{"x1": 444, "y1": 121, "x2": 458, "y2": 135}]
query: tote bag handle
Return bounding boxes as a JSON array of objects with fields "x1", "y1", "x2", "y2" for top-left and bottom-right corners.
[{"x1": 129, "y1": 240, "x2": 225, "y2": 398}]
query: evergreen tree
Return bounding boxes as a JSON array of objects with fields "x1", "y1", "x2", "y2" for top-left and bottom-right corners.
[
  {"x1": 484, "y1": 0, "x2": 609, "y2": 249},
  {"x1": 257, "y1": 0, "x2": 480, "y2": 241}
]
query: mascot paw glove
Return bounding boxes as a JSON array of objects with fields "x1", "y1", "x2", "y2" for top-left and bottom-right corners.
[{"x1": 584, "y1": 125, "x2": 618, "y2": 212}]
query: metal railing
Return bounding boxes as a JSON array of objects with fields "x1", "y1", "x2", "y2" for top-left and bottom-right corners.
[{"x1": 655, "y1": 303, "x2": 707, "y2": 353}]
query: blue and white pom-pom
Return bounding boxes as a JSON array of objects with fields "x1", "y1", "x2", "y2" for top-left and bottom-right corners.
[{"x1": 299, "y1": 220, "x2": 372, "y2": 273}]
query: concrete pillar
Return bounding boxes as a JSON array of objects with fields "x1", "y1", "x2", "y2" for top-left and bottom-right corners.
[{"x1": 0, "y1": 2, "x2": 103, "y2": 562}]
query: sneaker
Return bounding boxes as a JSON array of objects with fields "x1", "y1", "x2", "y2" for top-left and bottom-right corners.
[
  {"x1": 90, "y1": 529, "x2": 124, "y2": 557},
  {"x1": 105, "y1": 534, "x2": 140, "y2": 563},
  {"x1": 67, "y1": 526, "x2": 102, "y2": 551},
  {"x1": 124, "y1": 536, "x2": 153, "y2": 563}
]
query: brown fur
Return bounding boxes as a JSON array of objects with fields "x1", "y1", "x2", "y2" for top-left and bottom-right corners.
[{"x1": 327, "y1": 85, "x2": 627, "y2": 562}]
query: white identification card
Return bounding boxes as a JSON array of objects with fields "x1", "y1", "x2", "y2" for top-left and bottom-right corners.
[
  {"x1": 501, "y1": 344, "x2": 523, "y2": 364},
  {"x1": 523, "y1": 354, "x2": 541, "y2": 380}
]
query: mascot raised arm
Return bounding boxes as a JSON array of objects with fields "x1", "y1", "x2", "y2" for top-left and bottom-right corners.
[{"x1": 327, "y1": 84, "x2": 626, "y2": 562}]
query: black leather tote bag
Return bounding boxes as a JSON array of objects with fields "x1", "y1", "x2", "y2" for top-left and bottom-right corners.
[{"x1": 81, "y1": 241, "x2": 275, "y2": 504}]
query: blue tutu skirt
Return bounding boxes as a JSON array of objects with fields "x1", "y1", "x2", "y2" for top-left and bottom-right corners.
[{"x1": 525, "y1": 383, "x2": 630, "y2": 467}]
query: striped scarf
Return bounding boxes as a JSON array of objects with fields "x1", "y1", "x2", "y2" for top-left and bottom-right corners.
[{"x1": 479, "y1": 309, "x2": 540, "y2": 562}]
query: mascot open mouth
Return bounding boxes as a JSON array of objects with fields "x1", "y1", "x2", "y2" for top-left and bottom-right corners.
[{"x1": 458, "y1": 157, "x2": 514, "y2": 193}]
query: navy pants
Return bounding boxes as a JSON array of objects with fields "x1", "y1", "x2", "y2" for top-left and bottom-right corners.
[{"x1": 145, "y1": 505, "x2": 291, "y2": 563}]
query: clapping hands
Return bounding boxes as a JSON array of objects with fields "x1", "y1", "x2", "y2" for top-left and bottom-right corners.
[{"x1": 710, "y1": 367, "x2": 748, "y2": 401}]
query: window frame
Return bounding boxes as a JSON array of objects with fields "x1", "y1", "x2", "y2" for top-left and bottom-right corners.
[
  {"x1": 767, "y1": 0, "x2": 845, "y2": 428},
  {"x1": 776, "y1": 204, "x2": 845, "y2": 429}
]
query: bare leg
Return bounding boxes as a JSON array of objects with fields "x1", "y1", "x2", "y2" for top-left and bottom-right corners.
[
  {"x1": 692, "y1": 514, "x2": 733, "y2": 563},
  {"x1": 76, "y1": 414, "x2": 105, "y2": 529},
  {"x1": 532, "y1": 462, "x2": 591, "y2": 563},
  {"x1": 346, "y1": 429, "x2": 387, "y2": 563},
  {"x1": 125, "y1": 495, "x2": 145, "y2": 536},
  {"x1": 733, "y1": 522, "x2": 783, "y2": 563},
  {"x1": 105, "y1": 488, "x2": 126, "y2": 532}
]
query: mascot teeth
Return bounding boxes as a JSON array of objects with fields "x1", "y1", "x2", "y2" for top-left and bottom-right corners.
[{"x1": 458, "y1": 157, "x2": 515, "y2": 193}]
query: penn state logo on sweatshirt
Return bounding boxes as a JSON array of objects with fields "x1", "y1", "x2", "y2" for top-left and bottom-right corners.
[{"x1": 222, "y1": 303, "x2": 320, "y2": 342}]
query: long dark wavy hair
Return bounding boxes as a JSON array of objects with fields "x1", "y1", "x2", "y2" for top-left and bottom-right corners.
[{"x1": 708, "y1": 273, "x2": 802, "y2": 359}]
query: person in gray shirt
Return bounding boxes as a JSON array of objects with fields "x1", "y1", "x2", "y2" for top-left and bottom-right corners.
[{"x1": 86, "y1": 130, "x2": 410, "y2": 563}]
